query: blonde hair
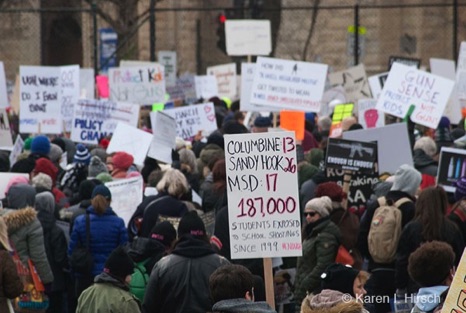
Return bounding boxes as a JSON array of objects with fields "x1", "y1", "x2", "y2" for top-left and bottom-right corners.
[
  {"x1": 91, "y1": 195, "x2": 110, "y2": 215},
  {"x1": 156, "y1": 168, "x2": 189, "y2": 198},
  {"x1": 356, "y1": 271, "x2": 370, "y2": 285}
]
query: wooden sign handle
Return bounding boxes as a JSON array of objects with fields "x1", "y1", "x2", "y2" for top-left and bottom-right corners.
[
  {"x1": 263, "y1": 258, "x2": 275, "y2": 309},
  {"x1": 342, "y1": 171, "x2": 352, "y2": 210}
]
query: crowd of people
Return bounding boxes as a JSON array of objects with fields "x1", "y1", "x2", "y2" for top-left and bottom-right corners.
[{"x1": 0, "y1": 96, "x2": 466, "y2": 313}]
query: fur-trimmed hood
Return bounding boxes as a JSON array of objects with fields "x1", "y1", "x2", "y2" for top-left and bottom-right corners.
[
  {"x1": 301, "y1": 290, "x2": 366, "y2": 313},
  {"x1": 1, "y1": 207, "x2": 37, "y2": 234}
]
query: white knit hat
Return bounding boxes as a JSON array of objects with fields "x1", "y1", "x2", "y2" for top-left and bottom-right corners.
[{"x1": 305, "y1": 196, "x2": 332, "y2": 218}]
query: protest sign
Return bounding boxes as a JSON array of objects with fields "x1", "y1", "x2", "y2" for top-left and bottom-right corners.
[
  {"x1": 0, "y1": 173, "x2": 29, "y2": 198},
  {"x1": 225, "y1": 131, "x2": 302, "y2": 259},
  {"x1": 199, "y1": 210, "x2": 215, "y2": 236},
  {"x1": 328, "y1": 64, "x2": 372, "y2": 103},
  {"x1": 250, "y1": 57, "x2": 328, "y2": 112},
  {"x1": 343, "y1": 123, "x2": 413, "y2": 174},
  {"x1": 358, "y1": 99, "x2": 385, "y2": 129},
  {"x1": 0, "y1": 62, "x2": 8, "y2": 108},
  {"x1": 106, "y1": 122, "x2": 153, "y2": 166},
  {"x1": 95, "y1": 75, "x2": 109, "y2": 98},
  {"x1": 9, "y1": 135, "x2": 24, "y2": 168},
  {"x1": 368, "y1": 72, "x2": 388, "y2": 100},
  {"x1": 109, "y1": 65, "x2": 166, "y2": 104},
  {"x1": 329, "y1": 103, "x2": 354, "y2": 138},
  {"x1": 280, "y1": 111, "x2": 305, "y2": 140},
  {"x1": 158, "y1": 51, "x2": 177, "y2": 87},
  {"x1": 388, "y1": 56, "x2": 421, "y2": 70},
  {"x1": 375, "y1": 63, "x2": 455, "y2": 129},
  {"x1": 147, "y1": 111, "x2": 176, "y2": 164},
  {"x1": 162, "y1": 103, "x2": 217, "y2": 139},
  {"x1": 437, "y1": 147, "x2": 466, "y2": 193},
  {"x1": 240, "y1": 63, "x2": 278, "y2": 112},
  {"x1": 456, "y1": 42, "x2": 466, "y2": 100},
  {"x1": 120, "y1": 60, "x2": 159, "y2": 67},
  {"x1": 206, "y1": 63, "x2": 237, "y2": 99},
  {"x1": 70, "y1": 99, "x2": 139, "y2": 145},
  {"x1": 430, "y1": 58, "x2": 461, "y2": 124},
  {"x1": 442, "y1": 249, "x2": 466, "y2": 312},
  {"x1": 326, "y1": 138, "x2": 378, "y2": 175},
  {"x1": 79, "y1": 68, "x2": 95, "y2": 99},
  {"x1": 225, "y1": 20, "x2": 272, "y2": 56},
  {"x1": 20, "y1": 66, "x2": 62, "y2": 134},
  {"x1": 60, "y1": 65, "x2": 80, "y2": 132},
  {"x1": 319, "y1": 86, "x2": 347, "y2": 117},
  {"x1": 175, "y1": 74, "x2": 197, "y2": 104},
  {"x1": 194, "y1": 76, "x2": 218, "y2": 100},
  {"x1": 0, "y1": 108, "x2": 13, "y2": 149},
  {"x1": 105, "y1": 176, "x2": 143, "y2": 227}
]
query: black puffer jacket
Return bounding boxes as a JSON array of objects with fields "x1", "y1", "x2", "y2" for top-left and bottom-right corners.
[{"x1": 142, "y1": 236, "x2": 229, "y2": 313}]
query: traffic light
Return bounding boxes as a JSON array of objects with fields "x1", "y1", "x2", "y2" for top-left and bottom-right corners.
[{"x1": 216, "y1": 13, "x2": 227, "y2": 54}]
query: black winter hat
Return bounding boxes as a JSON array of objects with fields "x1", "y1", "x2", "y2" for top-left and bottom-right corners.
[
  {"x1": 104, "y1": 246, "x2": 134, "y2": 280},
  {"x1": 321, "y1": 263, "x2": 359, "y2": 297},
  {"x1": 79, "y1": 180, "x2": 96, "y2": 201},
  {"x1": 178, "y1": 211, "x2": 206, "y2": 238},
  {"x1": 150, "y1": 221, "x2": 177, "y2": 247}
]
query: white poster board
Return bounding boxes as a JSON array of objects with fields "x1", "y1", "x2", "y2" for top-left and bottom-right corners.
[
  {"x1": 225, "y1": 131, "x2": 302, "y2": 259},
  {"x1": 175, "y1": 74, "x2": 197, "y2": 104},
  {"x1": 0, "y1": 108, "x2": 13, "y2": 149},
  {"x1": 343, "y1": 123, "x2": 413, "y2": 174},
  {"x1": 357, "y1": 99, "x2": 385, "y2": 129},
  {"x1": 456, "y1": 42, "x2": 466, "y2": 100},
  {"x1": 19, "y1": 66, "x2": 61, "y2": 134},
  {"x1": 147, "y1": 111, "x2": 176, "y2": 164},
  {"x1": 240, "y1": 63, "x2": 278, "y2": 112},
  {"x1": 70, "y1": 99, "x2": 139, "y2": 145},
  {"x1": 250, "y1": 57, "x2": 328, "y2": 112},
  {"x1": 109, "y1": 65, "x2": 166, "y2": 104},
  {"x1": 368, "y1": 72, "x2": 388, "y2": 100},
  {"x1": 0, "y1": 173, "x2": 29, "y2": 198},
  {"x1": 162, "y1": 103, "x2": 217, "y2": 139},
  {"x1": 0, "y1": 62, "x2": 8, "y2": 108},
  {"x1": 61, "y1": 65, "x2": 80, "y2": 132},
  {"x1": 225, "y1": 20, "x2": 272, "y2": 56},
  {"x1": 105, "y1": 176, "x2": 143, "y2": 227},
  {"x1": 194, "y1": 76, "x2": 219, "y2": 100},
  {"x1": 106, "y1": 122, "x2": 153, "y2": 166},
  {"x1": 79, "y1": 68, "x2": 95, "y2": 99},
  {"x1": 328, "y1": 64, "x2": 372, "y2": 103},
  {"x1": 158, "y1": 51, "x2": 177, "y2": 87},
  {"x1": 206, "y1": 63, "x2": 237, "y2": 99},
  {"x1": 9, "y1": 136, "x2": 24, "y2": 168},
  {"x1": 376, "y1": 63, "x2": 455, "y2": 129}
]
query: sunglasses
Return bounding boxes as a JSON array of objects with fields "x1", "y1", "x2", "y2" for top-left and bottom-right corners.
[{"x1": 304, "y1": 212, "x2": 317, "y2": 217}]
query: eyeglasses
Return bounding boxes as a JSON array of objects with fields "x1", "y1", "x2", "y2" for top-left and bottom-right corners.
[{"x1": 304, "y1": 212, "x2": 317, "y2": 217}]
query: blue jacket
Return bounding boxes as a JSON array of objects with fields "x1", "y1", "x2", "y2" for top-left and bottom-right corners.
[{"x1": 68, "y1": 206, "x2": 128, "y2": 277}]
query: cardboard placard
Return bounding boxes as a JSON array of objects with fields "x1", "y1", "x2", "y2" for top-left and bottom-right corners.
[
  {"x1": 79, "y1": 68, "x2": 95, "y2": 99},
  {"x1": 319, "y1": 86, "x2": 347, "y2": 117},
  {"x1": 326, "y1": 138, "x2": 378, "y2": 175},
  {"x1": 8, "y1": 136, "x2": 24, "y2": 168},
  {"x1": 224, "y1": 131, "x2": 302, "y2": 259},
  {"x1": 437, "y1": 147, "x2": 466, "y2": 193},
  {"x1": 358, "y1": 99, "x2": 385, "y2": 129},
  {"x1": 19, "y1": 66, "x2": 62, "y2": 134},
  {"x1": 250, "y1": 57, "x2": 328, "y2": 112},
  {"x1": 206, "y1": 63, "x2": 237, "y2": 99},
  {"x1": 109, "y1": 65, "x2": 166, "y2": 104},
  {"x1": 367, "y1": 72, "x2": 388, "y2": 100},
  {"x1": 70, "y1": 99, "x2": 139, "y2": 145},
  {"x1": 105, "y1": 176, "x2": 143, "y2": 227},
  {"x1": 147, "y1": 111, "x2": 177, "y2": 164},
  {"x1": 280, "y1": 111, "x2": 305, "y2": 141},
  {"x1": 388, "y1": 56, "x2": 421, "y2": 70},
  {"x1": 0, "y1": 62, "x2": 8, "y2": 108},
  {"x1": 376, "y1": 63, "x2": 455, "y2": 129},
  {"x1": 0, "y1": 108, "x2": 13, "y2": 149},
  {"x1": 329, "y1": 103, "x2": 354, "y2": 138},
  {"x1": 158, "y1": 51, "x2": 177, "y2": 87},
  {"x1": 61, "y1": 65, "x2": 80, "y2": 132},
  {"x1": 240, "y1": 63, "x2": 279, "y2": 112},
  {"x1": 328, "y1": 64, "x2": 372, "y2": 102},
  {"x1": 194, "y1": 76, "x2": 219, "y2": 100},
  {"x1": 106, "y1": 122, "x2": 153, "y2": 166},
  {"x1": 0, "y1": 173, "x2": 29, "y2": 198},
  {"x1": 225, "y1": 20, "x2": 272, "y2": 56}
]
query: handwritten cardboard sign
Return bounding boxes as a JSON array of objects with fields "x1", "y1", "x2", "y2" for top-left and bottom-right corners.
[
  {"x1": 358, "y1": 99, "x2": 385, "y2": 129},
  {"x1": 240, "y1": 63, "x2": 279, "y2": 112},
  {"x1": 20, "y1": 66, "x2": 62, "y2": 134},
  {"x1": 109, "y1": 65, "x2": 166, "y2": 104},
  {"x1": 328, "y1": 64, "x2": 372, "y2": 103},
  {"x1": 224, "y1": 131, "x2": 302, "y2": 259},
  {"x1": 0, "y1": 62, "x2": 8, "y2": 108},
  {"x1": 147, "y1": 111, "x2": 176, "y2": 164},
  {"x1": 456, "y1": 42, "x2": 466, "y2": 101},
  {"x1": 195, "y1": 76, "x2": 219, "y2": 100},
  {"x1": 250, "y1": 57, "x2": 328, "y2": 112},
  {"x1": 61, "y1": 65, "x2": 80, "y2": 132},
  {"x1": 206, "y1": 63, "x2": 237, "y2": 99},
  {"x1": 70, "y1": 99, "x2": 139, "y2": 145},
  {"x1": 8, "y1": 136, "x2": 24, "y2": 168},
  {"x1": 0, "y1": 108, "x2": 13, "y2": 149},
  {"x1": 436, "y1": 147, "x2": 466, "y2": 193},
  {"x1": 162, "y1": 103, "x2": 217, "y2": 139},
  {"x1": 175, "y1": 74, "x2": 197, "y2": 104},
  {"x1": 105, "y1": 176, "x2": 143, "y2": 227},
  {"x1": 158, "y1": 51, "x2": 177, "y2": 87},
  {"x1": 225, "y1": 20, "x2": 272, "y2": 56},
  {"x1": 326, "y1": 138, "x2": 378, "y2": 175},
  {"x1": 376, "y1": 63, "x2": 455, "y2": 129}
]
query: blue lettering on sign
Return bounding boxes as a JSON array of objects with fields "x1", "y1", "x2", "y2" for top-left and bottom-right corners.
[
  {"x1": 80, "y1": 130, "x2": 110, "y2": 142},
  {"x1": 20, "y1": 119, "x2": 37, "y2": 125}
]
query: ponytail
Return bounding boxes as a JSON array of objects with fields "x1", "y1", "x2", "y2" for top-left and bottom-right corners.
[{"x1": 91, "y1": 195, "x2": 109, "y2": 215}]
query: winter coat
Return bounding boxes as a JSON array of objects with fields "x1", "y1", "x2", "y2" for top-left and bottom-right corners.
[
  {"x1": 294, "y1": 218, "x2": 341, "y2": 305},
  {"x1": 211, "y1": 298, "x2": 276, "y2": 313},
  {"x1": 301, "y1": 290, "x2": 367, "y2": 313},
  {"x1": 0, "y1": 249, "x2": 23, "y2": 313},
  {"x1": 68, "y1": 205, "x2": 128, "y2": 277},
  {"x1": 142, "y1": 236, "x2": 229, "y2": 313},
  {"x1": 126, "y1": 237, "x2": 167, "y2": 275},
  {"x1": 395, "y1": 220, "x2": 464, "y2": 293},
  {"x1": 413, "y1": 149, "x2": 438, "y2": 189},
  {"x1": 0, "y1": 207, "x2": 54, "y2": 284},
  {"x1": 76, "y1": 272, "x2": 141, "y2": 313}
]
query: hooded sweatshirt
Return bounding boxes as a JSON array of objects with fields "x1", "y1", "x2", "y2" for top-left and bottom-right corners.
[
  {"x1": 212, "y1": 298, "x2": 276, "y2": 313},
  {"x1": 412, "y1": 286, "x2": 448, "y2": 313}
]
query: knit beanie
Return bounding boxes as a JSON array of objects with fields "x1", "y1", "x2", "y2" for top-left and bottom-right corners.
[
  {"x1": 112, "y1": 152, "x2": 134, "y2": 171},
  {"x1": 5, "y1": 176, "x2": 29, "y2": 196},
  {"x1": 31, "y1": 135, "x2": 51, "y2": 156},
  {"x1": 254, "y1": 116, "x2": 272, "y2": 128},
  {"x1": 34, "y1": 158, "x2": 58, "y2": 185},
  {"x1": 74, "y1": 144, "x2": 91, "y2": 165},
  {"x1": 455, "y1": 176, "x2": 466, "y2": 202},
  {"x1": 305, "y1": 196, "x2": 332, "y2": 217},
  {"x1": 321, "y1": 263, "x2": 360, "y2": 297},
  {"x1": 48, "y1": 143, "x2": 63, "y2": 164},
  {"x1": 298, "y1": 164, "x2": 319, "y2": 187},
  {"x1": 103, "y1": 246, "x2": 134, "y2": 281},
  {"x1": 178, "y1": 211, "x2": 206, "y2": 238},
  {"x1": 150, "y1": 221, "x2": 177, "y2": 247},
  {"x1": 92, "y1": 184, "x2": 111, "y2": 200},
  {"x1": 90, "y1": 148, "x2": 108, "y2": 165},
  {"x1": 306, "y1": 148, "x2": 324, "y2": 168},
  {"x1": 96, "y1": 173, "x2": 113, "y2": 184},
  {"x1": 23, "y1": 137, "x2": 33, "y2": 151},
  {"x1": 79, "y1": 180, "x2": 96, "y2": 200},
  {"x1": 390, "y1": 164, "x2": 422, "y2": 197},
  {"x1": 88, "y1": 156, "x2": 108, "y2": 178},
  {"x1": 315, "y1": 182, "x2": 346, "y2": 208},
  {"x1": 31, "y1": 173, "x2": 53, "y2": 190}
]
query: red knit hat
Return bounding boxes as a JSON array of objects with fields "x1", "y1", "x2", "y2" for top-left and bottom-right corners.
[
  {"x1": 34, "y1": 158, "x2": 58, "y2": 185},
  {"x1": 315, "y1": 182, "x2": 346, "y2": 202},
  {"x1": 112, "y1": 152, "x2": 134, "y2": 171},
  {"x1": 99, "y1": 138, "x2": 110, "y2": 149}
]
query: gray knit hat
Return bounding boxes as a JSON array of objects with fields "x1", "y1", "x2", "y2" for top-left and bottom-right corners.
[
  {"x1": 305, "y1": 196, "x2": 332, "y2": 218},
  {"x1": 48, "y1": 143, "x2": 63, "y2": 164},
  {"x1": 391, "y1": 164, "x2": 422, "y2": 197},
  {"x1": 88, "y1": 156, "x2": 108, "y2": 178}
]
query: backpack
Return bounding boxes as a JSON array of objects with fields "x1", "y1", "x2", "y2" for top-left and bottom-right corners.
[
  {"x1": 368, "y1": 197, "x2": 411, "y2": 263},
  {"x1": 129, "y1": 258, "x2": 151, "y2": 302}
]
